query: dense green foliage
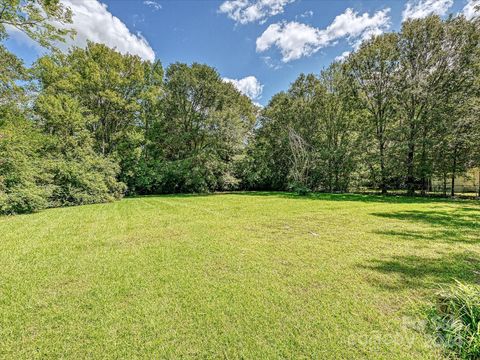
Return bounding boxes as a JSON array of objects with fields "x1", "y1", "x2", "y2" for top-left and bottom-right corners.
[
  {"x1": 427, "y1": 282, "x2": 480, "y2": 359},
  {"x1": 0, "y1": 4, "x2": 479, "y2": 214},
  {"x1": 0, "y1": 4, "x2": 255, "y2": 213},
  {"x1": 245, "y1": 67, "x2": 361, "y2": 192},
  {"x1": 249, "y1": 15, "x2": 480, "y2": 195},
  {"x1": 0, "y1": 111, "x2": 47, "y2": 214},
  {"x1": 139, "y1": 62, "x2": 255, "y2": 193}
]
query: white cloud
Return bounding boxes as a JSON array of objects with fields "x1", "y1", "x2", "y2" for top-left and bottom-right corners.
[
  {"x1": 402, "y1": 0, "x2": 453, "y2": 21},
  {"x1": 262, "y1": 55, "x2": 282, "y2": 70},
  {"x1": 143, "y1": 0, "x2": 162, "y2": 11},
  {"x1": 219, "y1": 0, "x2": 294, "y2": 24},
  {"x1": 256, "y1": 8, "x2": 390, "y2": 62},
  {"x1": 223, "y1": 76, "x2": 263, "y2": 99},
  {"x1": 60, "y1": 0, "x2": 155, "y2": 61},
  {"x1": 462, "y1": 0, "x2": 480, "y2": 19},
  {"x1": 256, "y1": 22, "x2": 321, "y2": 62},
  {"x1": 335, "y1": 51, "x2": 350, "y2": 62},
  {"x1": 299, "y1": 10, "x2": 313, "y2": 18}
]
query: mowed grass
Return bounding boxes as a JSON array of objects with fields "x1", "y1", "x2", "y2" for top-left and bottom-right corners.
[{"x1": 0, "y1": 193, "x2": 479, "y2": 359}]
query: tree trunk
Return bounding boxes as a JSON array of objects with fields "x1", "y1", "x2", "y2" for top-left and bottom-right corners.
[
  {"x1": 443, "y1": 173, "x2": 447, "y2": 197},
  {"x1": 406, "y1": 142, "x2": 415, "y2": 196},
  {"x1": 379, "y1": 140, "x2": 387, "y2": 195},
  {"x1": 420, "y1": 135, "x2": 427, "y2": 196},
  {"x1": 328, "y1": 159, "x2": 333, "y2": 192},
  {"x1": 406, "y1": 121, "x2": 416, "y2": 196},
  {"x1": 477, "y1": 170, "x2": 480, "y2": 198},
  {"x1": 451, "y1": 173, "x2": 455, "y2": 197},
  {"x1": 335, "y1": 170, "x2": 339, "y2": 193},
  {"x1": 451, "y1": 148, "x2": 457, "y2": 197}
]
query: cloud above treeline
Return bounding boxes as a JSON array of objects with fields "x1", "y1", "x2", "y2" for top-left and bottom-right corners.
[
  {"x1": 61, "y1": 0, "x2": 155, "y2": 61},
  {"x1": 256, "y1": 8, "x2": 390, "y2": 62},
  {"x1": 9, "y1": 0, "x2": 479, "y2": 73},
  {"x1": 462, "y1": 0, "x2": 480, "y2": 19},
  {"x1": 143, "y1": 0, "x2": 162, "y2": 11},
  {"x1": 219, "y1": 0, "x2": 295, "y2": 24},
  {"x1": 223, "y1": 76, "x2": 264, "y2": 100},
  {"x1": 402, "y1": 0, "x2": 453, "y2": 21}
]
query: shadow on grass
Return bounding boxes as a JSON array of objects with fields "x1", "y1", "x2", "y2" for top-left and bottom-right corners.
[
  {"x1": 371, "y1": 208, "x2": 480, "y2": 244},
  {"x1": 364, "y1": 208, "x2": 480, "y2": 289},
  {"x1": 232, "y1": 191, "x2": 480, "y2": 205},
  {"x1": 361, "y1": 253, "x2": 480, "y2": 290},
  {"x1": 133, "y1": 191, "x2": 480, "y2": 205}
]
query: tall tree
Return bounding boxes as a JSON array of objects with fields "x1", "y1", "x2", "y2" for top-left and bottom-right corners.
[
  {"x1": 250, "y1": 67, "x2": 360, "y2": 192},
  {"x1": 346, "y1": 33, "x2": 399, "y2": 194},
  {"x1": 33, "y1": 42, "x2": 162, "y2": 189},
  {"x1": 316, "y1": 64, "x2": 360, "y2": 192},
  {"x1": 396, "y1": 15, "x2": 480, "y2": 195},
  {"x1": 146, "y1": 62, "x2": 255, "y2": 193},
  {"x1": 396, "y1": 16, "x2": 446, "y2": 195},
  {"x1": 35, "y1": 43, "x2": 159, "y2": 155},
  {"x1": 252, "y1": 74, "x2": 321, "y2": 191}
]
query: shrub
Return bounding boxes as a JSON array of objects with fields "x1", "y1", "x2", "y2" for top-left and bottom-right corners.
[
  {"x1": 219, "y1": 172, "x2": 240, "y2": 191},
  {"x1": 135, "y1": 155, "x2": 229, "y2": 194},
  {"x1": 288, "y1": 182, "x2": 311, "y2": 196},
  {"x1": 426, "y1": 281, "x2": 480, "y2": 359},
  {"x1": 0, "y1": 185, "x2": 47, "y2": 215},
  {"x1": 0, "y1": 116, "x2": 48, "y2": 215},
  {"x1": 47, "y1": 158, "x2": 126, "y2": 207}
]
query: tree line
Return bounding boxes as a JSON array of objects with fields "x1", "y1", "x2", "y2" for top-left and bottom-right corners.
[
  {"x1": 1, "y1": 1, "x2": 479, "y2": 215},
  {"x1": 247, "y1": 16, "x2": 480, "y2": 197}
]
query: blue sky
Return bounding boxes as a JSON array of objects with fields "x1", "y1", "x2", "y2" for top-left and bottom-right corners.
[{"x1": 5, "y1": 0, "x2": 477, "y2": 105}]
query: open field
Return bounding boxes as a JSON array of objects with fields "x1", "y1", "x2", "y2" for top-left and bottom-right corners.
[{"x1": 0, "y1": 193, "x2": 479, "y2": 359}]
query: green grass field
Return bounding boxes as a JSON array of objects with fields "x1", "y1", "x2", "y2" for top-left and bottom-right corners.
[{"x1": 1, "y1": 193, "x2": 479, "y2": 359}]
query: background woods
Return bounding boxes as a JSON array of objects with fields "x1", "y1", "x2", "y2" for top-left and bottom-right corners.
[{"x1": 0, "y1": 1, "x2": 479, "y2": 214}]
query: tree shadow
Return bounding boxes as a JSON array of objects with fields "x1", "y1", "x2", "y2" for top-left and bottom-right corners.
[
  {"x1": 225, "y1": 191, "x2": 476, "y2": 205},
  {"x1": 364, "y1": 207, "x2": 480, "y2": 290},
  {"x1": 371, "y1": 208, "x2": 480, "y2": 244},
  {"x1": 360, "y1": 253, "x2": 480, "y2": 290},
  {"x1": 128, "y1": 191, "x2": 480, "y2": 205}
]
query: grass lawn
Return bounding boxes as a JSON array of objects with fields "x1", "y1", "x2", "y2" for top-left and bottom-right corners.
[{"x1": 0, "y1": 193, "x2": 479, "y2": 359}]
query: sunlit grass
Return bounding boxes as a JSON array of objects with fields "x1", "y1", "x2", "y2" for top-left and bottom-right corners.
[{"x1": 0, "y1": 192, "x2": 479, "y2": 358}]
